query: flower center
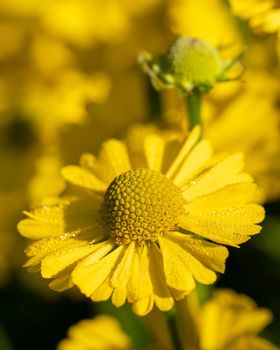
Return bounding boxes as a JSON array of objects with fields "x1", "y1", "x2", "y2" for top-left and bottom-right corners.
[{"x1": 101, "y1": 168, "x2": 185, "y2": 245}]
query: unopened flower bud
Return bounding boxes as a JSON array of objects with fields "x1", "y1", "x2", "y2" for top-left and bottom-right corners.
[{"x1": 167, "y1": 37, "x2": 223, "y2": 91}]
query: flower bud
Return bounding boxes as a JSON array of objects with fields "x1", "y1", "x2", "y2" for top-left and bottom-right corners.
[{"x1": 167, "y1": 37, "x2": 223, "y2": 91}]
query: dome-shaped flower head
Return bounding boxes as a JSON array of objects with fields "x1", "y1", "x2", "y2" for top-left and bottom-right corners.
[{"x1": 18, "y1": 126, "x2": 264, "y2": 316}]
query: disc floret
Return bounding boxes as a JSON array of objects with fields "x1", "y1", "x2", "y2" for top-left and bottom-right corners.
[{"x1": 101, "y1": 169, "x2": 185, "y2": 245}]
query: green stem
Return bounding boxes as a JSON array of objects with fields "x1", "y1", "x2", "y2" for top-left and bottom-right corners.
[
  {"x1": 185, "y1": 89, "x2": 201, "y2": 129},
  {"x1": 165, "y1": 308, "x2": 183, "y2": 350}
]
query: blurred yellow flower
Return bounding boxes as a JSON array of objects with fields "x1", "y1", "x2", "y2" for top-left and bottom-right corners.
[
  {"x1": 20, "y1": 70, "x2": 111, "y2": 138},
  {"x1": 199, "y1": 289, "x2": 278, "y2": 350},
  {"x1": 57, "y1": 315, "x2": 132, "y2": 350},
  {"x1": 18, "y1": 126, "x2": 264, "y2": 315},
  {"x1": 230, "y1": 0, "x2": 280, "y2": 36},
  {"x1": 204, "y1": 71, "x2": 280, "y2": 202}
]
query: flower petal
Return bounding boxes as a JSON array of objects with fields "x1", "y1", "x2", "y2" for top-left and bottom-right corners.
[
  {"x1": 184, "y1": 182, "x2": 259, "y2": 211},
  {"x1": 24, "y1": 237, "x2": 78, "y2": 268},
  {"x1": 62, "y1": 165, "x2": 107, "y2": 192},
  {"x1": 179, "y1": 216, "x2": 262, "y2": 246},
  {"x1": 41, "y1": 241, "x2": 98, "y2": 278},
  {"x1": 95, "y1": 139, "x2": 131, "y2": 184},
  {"x1": 90, "y1": 277, "x2": 113, "y2": 302},
  {"x1": 166, "y1": 126, "x2": 201, "y2": 178},
  {"x1": 49, "y1": 273, "x2": 74, "y2": 292},
  {"x1": 159, "y1": 236, "x2": 217, "y2": 286},
  {"x1": 184, "y1": 204, "x2": 265, "y2": 225},
  {"x1": 111, "y1": 242, "x2": 136, "y2": 307},
  {"x1": 165, "y1": 232, "x2": 228, "y2": 274},
  {"x1": 132, "y1": 296, "x2": 154, "y2": 316},
  {"x1": 173, "y1": 140, "x2": 212, "y2": 187},
  {"x1": 127, "y1": 245, "x2": 153, "y2": 303},
  {"x1": 18, "y1": 219, "x2": 63, "y2": 239},
  {"x1": 18, "y1": 200, "x2": 100, "y2": 240},
  {"x1": 182, "y1": 153, "x2": 248, "y2": 201},
  {"x1": 158, "y1": 236, "x2": 195, "y2": 292},
  {"x1": 72, "y1": 244, "x2": 123, "y2": 298},
  {"x1": 144, "y1": 134, "x2": 165, "y2": 172},
  {"x1": 149, "y1": 244, "x2": 174, "y2": 311}
]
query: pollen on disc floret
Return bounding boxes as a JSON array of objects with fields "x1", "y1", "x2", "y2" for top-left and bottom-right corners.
[{"x1": 101, "y1": 168, "x2": 185, "y2": 245}]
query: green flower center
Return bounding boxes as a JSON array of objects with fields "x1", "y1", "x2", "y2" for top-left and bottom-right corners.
[{"x1": 101, "y1": 169, "x2": 185, "y2": 245}]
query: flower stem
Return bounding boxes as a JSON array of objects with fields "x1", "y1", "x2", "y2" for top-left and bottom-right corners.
[
  {"x1": 165, "y1": 308, "x2": 183, "y2": 350},
  {"x1": 185, "y1": 89, "x2": 201, "y2": 129}
]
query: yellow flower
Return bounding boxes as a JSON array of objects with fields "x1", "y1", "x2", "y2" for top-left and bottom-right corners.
[
  {"x1": 230, "y1": 0, "x2": 280, "y2": 35},
  {"x1": 204, "y1": 71, "x2": 280, "y2": 202},
  {"x1": 57, "y1": 315, "x2": 132, "y2": 350},
  {"x1": 176, "y1": 289, "x2": 279, "y2": 350},
  {"x1": 18, "y1": 126, "x2": 264, "y2": 316},
  {"x1": 21, "y1": 70, "x2": 111, "y2": 137},
  {"x1": 199, "y1": 290, "x2": 278, "y2": 350}
]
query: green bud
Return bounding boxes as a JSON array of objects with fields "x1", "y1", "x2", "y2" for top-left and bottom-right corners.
[{"x1": 167, "y1": 37, "x2": 223, "y2": 91}]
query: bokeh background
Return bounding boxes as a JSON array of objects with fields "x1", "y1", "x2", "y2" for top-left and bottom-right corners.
[{"x1": 0, "y1": 0, "x2": 280, "y2": 349}]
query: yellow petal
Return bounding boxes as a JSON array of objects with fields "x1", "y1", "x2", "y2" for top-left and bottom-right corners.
[
  {"x1": 166, "y1": 125, "x2": 201, "y2": 178},
  {"x1": 112, "y1": 286, "x2": 127, "y2": 308},
  {"x1": 184, "y1": 182, "x2": 259, "y2": 211},
  {"x1": 24, "y1": 237, "x2": 77, "y2": 268},
  {"x1": 18, "y1": 219, "x2": 63, "y2": 239},
  {"x1": 148, "y1": 244, "x2": 174, "y2": 311},
  {"x1": 95, "y1": 139, "x2": 131, "y2": 184},
  {"x1": 127, "y1": 245, "x2": 153, "y2": 303},
  {"x1": 182, "y1": 153, "x2": 247, "y2": 201},
  {"x1": 79, "y1": 153, "x2": 96, "y2": 171},
  {"x1": 144, "y1": 134, "x2": 165, "y2": 172},
  {"x1": 111, "y1": 242, "x2": 136, "y2": 307},
  {"x1": 185, "y1": 204, "x2": 265, "y2": 225},
  {"x1": 159, "y1": 236, "x2": 195, "y2": 292},
  {"x1": 179, "y1": 216, "x2": 262, "y2": 246},
  {"x1": 72, "y1": 245, "x2": 124, "y2": 297},
  {"x1": 41, "y1": 241, "x2": 98, "y2": 278},
  {"x1": 19, "y1": 200, "x2": 100, "y2": 240},
  {"x1": 159, "y1": 236, "x2": 217, "y2": 286},
  {"x1": 19, "y1": 205, "x2": 66, "y2": 239},
  {"x1": 76, "y1": 240, "x2": 115, "y2": 267},
  {"x1": 111, "y1": 242, "x2": 135, "y2": 287},
  {"x1": 90, "y1": 277, "x2": 113, "y2": 302},
  {"x1": 49, "y1": 274, "x2": 74, "y2": 292},
  {"x1": 166, "y1": 231, "x2": 228, "y2": 274},
  {"x1": 132, "y1": 296, "x2": 154, "y2": 316},
  {"x1": 62, "y1": 165, "x2": 107, "y2": 192},
  {"x1": 173, "y1": 140, "x2": 212, "y2": 187}
]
